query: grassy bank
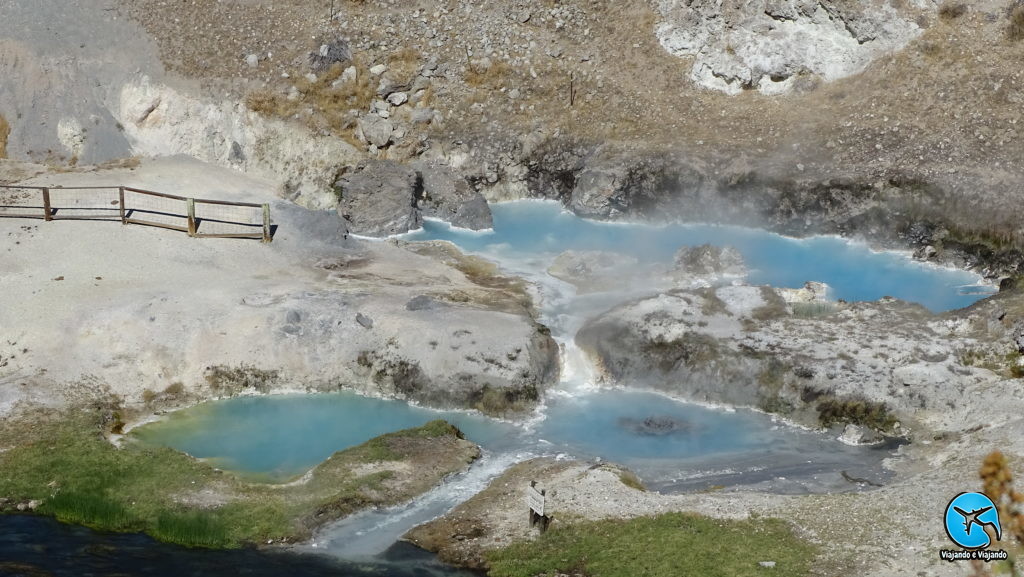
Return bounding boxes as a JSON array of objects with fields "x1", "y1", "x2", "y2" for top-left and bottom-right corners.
[
  {"x1": 485, "y1": 513, "x2": 818, "y2": 577},
  {"x1": 0, "y1": 411, "x2": 477, "y2": 548}
]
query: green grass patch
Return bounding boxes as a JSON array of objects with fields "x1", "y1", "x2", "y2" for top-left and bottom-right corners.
[
  {"x1": 0, "y1": 412, "x2": 472, "y2": 549},
  {"x1": 485, "y1": 512, "x2": 818, "y2": 577}
]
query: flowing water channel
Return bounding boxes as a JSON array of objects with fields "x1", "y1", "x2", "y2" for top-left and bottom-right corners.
[{"x1": 13, "y1": 201, "x2": 995, "y2": 574}]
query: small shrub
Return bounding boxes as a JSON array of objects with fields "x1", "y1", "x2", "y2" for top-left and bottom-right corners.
[
  {"x1": 203, "y1": 365, "x2": 278, "y2": 393},
  {"x1": 791, "y1": 302, "x2": 836, "y2": 318},
  {"x1": 164, "y1": 382, "x2": 185, "y2": 397},
  {"x1": 758, "y1": 393, "x2": 794, "y2": 415},
  {"x1": 617, "y1": 470, "x2": 646, "y2": 491},
  {"x1": 142, "y1": 389, "x2": 158, "y2": 404},
  {"x1": 817, "y1": 397, "x2": 897, "y2": 432},
  {"x1": 938, "y1": 1, "x2": 967, "y2": 20},
  {"x1": 1011, "y1": 6, "x2": 1024, "y2": 41}
]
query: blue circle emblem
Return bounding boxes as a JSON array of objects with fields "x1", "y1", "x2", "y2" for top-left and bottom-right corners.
[{"x1": 944, "y1": 492, "x2": 1001, "y2": 549}]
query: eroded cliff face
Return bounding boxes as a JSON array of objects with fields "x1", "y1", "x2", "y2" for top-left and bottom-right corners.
[{"x1": 654, "y1": 0, "x2": 927, "y2": 95}]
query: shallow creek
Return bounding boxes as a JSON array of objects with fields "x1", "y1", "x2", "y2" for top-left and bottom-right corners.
[{"x1": 125, "y1": 201, "x2": 993, "y2": 568}]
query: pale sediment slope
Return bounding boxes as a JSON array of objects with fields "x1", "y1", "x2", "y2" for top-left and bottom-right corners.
[{"x1": 0, "y1": 158, "x2": 557, "y2": 420}]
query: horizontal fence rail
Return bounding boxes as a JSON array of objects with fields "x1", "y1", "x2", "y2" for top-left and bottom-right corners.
[{"x1": 0, "y1": 184, "x2": 272, "y2": 242}]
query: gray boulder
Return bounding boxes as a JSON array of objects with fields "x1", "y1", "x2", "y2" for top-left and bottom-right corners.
[
  {"x1": 568, "y1": 150, "x2": 706, "y2": 221},
  {"x1": 335, "y1": 161, "x2": 421, "y2": 237},
  {"x1": 414, "y1": 162, "x2": 493, "y2": 230},
  {"x1": 357, "y1": 115, "x2": 394, "y2": 148}
]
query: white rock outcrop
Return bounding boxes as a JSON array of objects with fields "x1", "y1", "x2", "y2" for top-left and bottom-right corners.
[
  {"x1": 117, "y1": 77, "x2": 361, "y2": 209},
  {"x1": 654, "y1": 0, "x2": 926, "y2": 95}
]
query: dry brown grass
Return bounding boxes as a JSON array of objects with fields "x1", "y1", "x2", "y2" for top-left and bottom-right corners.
[
  {"x1": 0, "y1": 114, "x2": 10, "y2": 159},
  {"x1": 387, "y1": 47, "x2": 421, "y2": 84},
  {"x1": 465, "y1": 60, "x2": 510, "y2": 89},
  {"x1": 938, "y1": 1, "x2": 967, "y2": 20},
  {"x1": 245, "y1": 60, "x2": 376, "y2": 142}
]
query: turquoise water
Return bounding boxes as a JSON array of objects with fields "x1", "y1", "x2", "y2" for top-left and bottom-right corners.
[
  {"x1": 405, "y1": 200, "x2": 993, "y2": 312},
  {"x1": 132, "y1": 392, "x2": 516, "y2": 481},
  {"x1": 133, "y1": 390, "x2": 875, "y2": 491}
]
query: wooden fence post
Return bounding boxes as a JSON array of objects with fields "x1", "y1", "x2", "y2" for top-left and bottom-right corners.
[
  {"x1": 262, "y1": 203, "x2": 271, "y2": 243},
  {"x1": 42, "y1": 188, "x2": 52, "y2": 221},
  {"x1": 118, "y1": 186, "x2": 126, "y2": 224},
  {"x1": 186, "y1": 198, "x2": 196, "y2": 237}
]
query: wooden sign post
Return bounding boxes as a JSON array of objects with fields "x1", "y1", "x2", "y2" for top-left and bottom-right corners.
[{"x1": 527, "y1": 481, "x2": 549, "y2": 532}]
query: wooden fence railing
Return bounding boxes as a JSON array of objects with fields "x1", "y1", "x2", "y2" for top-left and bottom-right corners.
[{"x1": 0, "y1": 184, "x2": 272, "y2": 242}]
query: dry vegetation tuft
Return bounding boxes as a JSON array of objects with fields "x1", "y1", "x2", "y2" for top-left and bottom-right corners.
[
  {"x1": 387, "y1": 47, "x2": 421, "y2": 84},
  {"x1": 245, "y1": 60, "x2": 376, "y2": 143},
  {"x1": 1010, "y1": 6, "x2": 1024, "y2": 41},
  {"x1": 938, "y1": 1, "x2": 968, "y2": 20},
  {"x1": 465, "y1": 60, "x2": 510, "y2": 89}
]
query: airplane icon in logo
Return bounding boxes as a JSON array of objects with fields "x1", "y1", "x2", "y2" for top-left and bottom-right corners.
[{"x1": 953, "y1": 505, "x2": 1002, "y2": 541}]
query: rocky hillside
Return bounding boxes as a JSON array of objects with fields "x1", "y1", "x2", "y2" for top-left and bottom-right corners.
[{"x1": 2, "y1": 0, "x2": 1024, "y2": 271}]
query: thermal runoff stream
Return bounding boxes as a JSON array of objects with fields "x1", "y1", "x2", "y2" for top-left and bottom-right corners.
[{"x1": 130, "y1": 200, "x2": 994, "y2": 567}]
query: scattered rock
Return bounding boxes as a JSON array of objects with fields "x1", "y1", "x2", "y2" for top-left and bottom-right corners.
[
  {"x1": 309, "y1": 39, "x2": 351, "y2": 72},
  {"x1": 356, "y1": 313, "x2": 374, "y2": 329},
  {"x1": 369, "y1": 63, "x2": 388, "y2": 76},
  {"x1": 410, "y1": 108, "x2": 436, "y2": 125},
  {"x1": 339, "y1": 65, "x2": 357, "y2": 85},
  {"x1": 914, "y1": 245, "x2": 938, "y2": 260},
  {"x1": 777, "y1": 281, "x2": 830, "y2": 304},
  {"x1": 837, "y1": 424, "x2": 884, "y2": 446},
  {"x1": 357, "y1": 115, "x2": 394, "y2": 148},
  {"x1": 244, "y1": 53, "x2": 259, "y2": 68},
  {"x1": 759, "y1": 561, "x2": 777, "y2": 569},
  {"x1": 673, "y1": 244, "x2": 746, "y2": 277},
  {"x1": 387, "y1": 92, "x2": 408, "y2": 106},
  {"x1": 377, "y1": 73, "x2": 412, "y2": 98}
]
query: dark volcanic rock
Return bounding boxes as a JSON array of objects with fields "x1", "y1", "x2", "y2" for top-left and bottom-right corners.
[
  {"x1": 309, "y1": 39, "x2": 351, "y2": 72},
  {"x1": 414, "y1": 162, "x2": 493, "y2": 230},
  {"x1": 568, "y1": 149, "x2": 707, "y2": 221},
  {"x1": 334, "y1": 160, "x2": 421, "y2": 237}
]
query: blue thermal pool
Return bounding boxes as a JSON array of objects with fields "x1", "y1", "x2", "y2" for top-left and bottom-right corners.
[{"x1": 404, "y1": 200, "x2": 993, "y2": 312}]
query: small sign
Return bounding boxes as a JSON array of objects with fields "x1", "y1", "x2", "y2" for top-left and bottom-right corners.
[{"x1": 527, "y1": 482, "x2": 545, "y2": 517}]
